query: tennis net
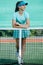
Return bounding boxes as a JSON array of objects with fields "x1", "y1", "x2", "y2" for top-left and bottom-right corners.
[{"x1": 0, "y1": 28, "x2": 43, "y2": 65}]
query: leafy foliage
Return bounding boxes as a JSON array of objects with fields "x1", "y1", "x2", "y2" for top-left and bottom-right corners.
[{"x1": 0, "y1": 30, "x2": 43, "y2": 37}]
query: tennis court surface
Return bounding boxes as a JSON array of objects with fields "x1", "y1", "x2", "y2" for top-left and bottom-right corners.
[{"x1": 0, "y1": 37, "x2": 43, "y2": 65}]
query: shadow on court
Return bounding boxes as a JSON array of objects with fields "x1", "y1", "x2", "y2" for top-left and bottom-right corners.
[
  {"x1": 0, "y1": 59, "x2": 18, "y2": 65},
  {"x1": 0, "y1": 59, "x2": 43, "y2": 65},
  {"x1": 23, "y1": 63, "x2": 43, "y2": 65}
]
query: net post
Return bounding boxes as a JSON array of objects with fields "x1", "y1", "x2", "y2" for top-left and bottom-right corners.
[{"x1": 19, "y1": 29, "x2": 22, "y2": 63}]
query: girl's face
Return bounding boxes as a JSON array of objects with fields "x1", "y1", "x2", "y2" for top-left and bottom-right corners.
[{"x1": 18, "y1": 5, "x2": 26, "y2": 11}]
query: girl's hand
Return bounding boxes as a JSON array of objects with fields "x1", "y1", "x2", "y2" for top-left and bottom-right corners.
[
  {"x1": 19, "y1": 24, "x2": 28, "y2": 28},
  {"x1": 14, "y1": 22, "x2": 20, "y2": 26}
]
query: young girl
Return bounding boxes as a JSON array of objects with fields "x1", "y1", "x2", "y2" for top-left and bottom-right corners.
[{"x1": 12, "y1": 1, "x2": 30, "y2": 64}]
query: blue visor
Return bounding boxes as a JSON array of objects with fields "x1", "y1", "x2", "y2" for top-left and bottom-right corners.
[{"x1": 18, "y1": 1, "x2": 28, "y2": 7}]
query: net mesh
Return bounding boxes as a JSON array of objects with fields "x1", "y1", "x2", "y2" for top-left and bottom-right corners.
[
  {"x1": 0, "y1": 29, "x2": 43, "y2": 65},
  {"x1": 25, "y1": 37, "x2": 43, "y2": 64}
]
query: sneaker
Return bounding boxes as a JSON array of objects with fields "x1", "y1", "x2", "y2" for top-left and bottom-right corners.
[
  {"x1": 18, "y1": 56, "x2": 22, "y2": 64},
  {"x1": 21, "y1": 58, "x2": 23, "y2": 64}
]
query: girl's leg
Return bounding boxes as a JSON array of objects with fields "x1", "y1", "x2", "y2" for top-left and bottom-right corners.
[
  {"x1": 22, "y1": 38, "x2": 26, "y2": 57},
  {"x1": 16, "y1": 38, "x2": 19, "y2": 53},
  {"x1": 16, "y1": 38, "x2": 26, "y2": 57},
  {"x1": 16, "y1": 38, "x2": 23, "y2": 64},
  {"x1": 16, "y1": 38, "x2": 26, "y2": 64}
]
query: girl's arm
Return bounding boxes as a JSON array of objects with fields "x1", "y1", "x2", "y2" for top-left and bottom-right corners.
[
  {"x1": 12, "y1": 19, "x2": 16, "y2": 28},
  {"x1": 15, "y1": 19, "x2": 30, "y2": 28},
  {"x1": 12, "y1": 19, "x2": 30, "y2": 28},
  {"x1": 12, "y1": 19, "x2": 21, "y2": 28},
  {"x1": 20, "y1": 19, "x2": 30, "y2": 28}
]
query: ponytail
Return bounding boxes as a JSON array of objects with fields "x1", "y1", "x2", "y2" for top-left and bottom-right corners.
[
  {"x1": 15, "y1": 1, "x2": 23, "y2": 12},
  {"x1": 15, "y1": 5, "x2": 19, "y2": 12},
  {"x1": 15, "y1": 1, "x2": 20, "y2": 12}
]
